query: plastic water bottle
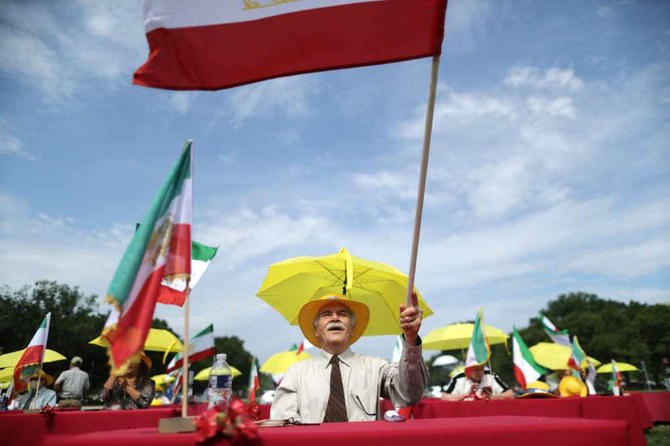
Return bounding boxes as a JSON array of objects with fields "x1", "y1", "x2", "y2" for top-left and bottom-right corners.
[{"x1": 208, "y1": 353, "x2": 233, "y2": 410}]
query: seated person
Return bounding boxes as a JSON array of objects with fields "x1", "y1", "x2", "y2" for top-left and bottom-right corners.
[
  {"x1": 442, "y1": 365, "x2": 513, "y2": 400},
  {"x1": 10, "y1": 371, "x2": 57, "y2": 410},
  {"x1": 100, "y1": 353, "x2": 155, "y2": 410}
]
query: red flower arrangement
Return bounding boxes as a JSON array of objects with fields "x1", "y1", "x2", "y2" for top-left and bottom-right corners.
[{"x1": 193, "y1": 398, "x2": 259, "y2": 443}]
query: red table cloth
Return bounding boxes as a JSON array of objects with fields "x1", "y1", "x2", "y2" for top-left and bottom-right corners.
[
  {"x1": 40, "y1": 416, "x2": 630, "y2": 446},
  {"x1": 632, "y1": 391, "x2": 670, "y2": 423}
]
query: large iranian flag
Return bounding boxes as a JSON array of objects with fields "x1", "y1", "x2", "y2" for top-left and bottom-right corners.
[
  {"x1": 102, "y1": 142, "x2": 192, "y2": 372},
  {"x1": 158, "y1": 240, "x2": 218, "y2": 306},
  {"x1": 166, "y1": 324, "x2": 215, "y2": 373},
  {"x1": 512, "y1": 327, "x2": 548, "y2": 388},
  {"x1": 464, "y1": 307, "x2": 490, "y2": 378},
  {"x1": 134, "y1": 0, "x2": 448, "y2": 90},
  {"x1": 540, "y1": 313, "x2": 571, "y2": 346},
  {"x1": 13, "y1": 313, "x2": 51, "y2": 393}
]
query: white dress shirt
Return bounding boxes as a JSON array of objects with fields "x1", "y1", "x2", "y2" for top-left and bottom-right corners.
[{"x1": 271, "y1": 337, "x2": 427, "y2": 423}]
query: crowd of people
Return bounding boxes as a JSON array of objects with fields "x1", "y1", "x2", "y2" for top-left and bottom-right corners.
[{"x1": 3, "y1": 293, "x2": 624, "y2": 417}]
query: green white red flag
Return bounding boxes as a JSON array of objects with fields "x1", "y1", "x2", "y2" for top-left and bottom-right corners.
[
  {"x1": 133, "y1": 0, "x2": 448, "y2": 91},
  {"x1": 12, "y1": 313, "x2": 51, "y2": 393},
  {"x1": 248, "y1": 357, "x2": 260, "y2": 404},
  {"x1": 567, "y1": 335, "x2": 587, "y2": 372},
  {"x1": 540, "y1": 313, "x2": 571, "y2": 346},
  {"x1": 465, "y1": 307, "x2": 490, "y2": 378},
  {"x1": 166, "y1": 323, "x2": 215, "y2": 373},
  {"x1": 159, "y1": 240, "x2": 218, "y2": 306},
  {"x1": 102, "y1": 142, "x2": 192, "y2": 372},
  {"x1": 512, "y1": 326, "x2": 548, "y2": 388}
]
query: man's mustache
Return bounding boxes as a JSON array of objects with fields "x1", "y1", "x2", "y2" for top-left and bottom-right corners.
[{"x1": 326, "y1": 322, "x2": 345, "y2": 331}]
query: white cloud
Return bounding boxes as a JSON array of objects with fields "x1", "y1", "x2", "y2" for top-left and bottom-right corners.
[
  {"x1": 526, "y1": 96, "x2": 577, "y2": 119},
  {"x1": 0, "y1": 1, "x2": 145, "y2": 105},
  {"x1": 165, "y1": 92, "x2": 193, "y2": 114},
  {"x1": 0, "y1": 117, "x2": 35, "y2": 159},
  {"x1": 504, "y1": 67, "x2": 585, "y2": 91},
  {"x1": 227, "y1": 77, "x2": 317, "y2": 126}
]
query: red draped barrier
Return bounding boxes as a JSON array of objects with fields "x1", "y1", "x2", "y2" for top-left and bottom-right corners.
[
  {"x1": 632, "y1": 391, "x2": 670, "y2": 423},
  {"x1": 41, "y1": 416, "x2": 630, "y2": 446}
]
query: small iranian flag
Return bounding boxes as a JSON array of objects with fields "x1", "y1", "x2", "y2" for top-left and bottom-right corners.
[
  {"x1": 248, "y1": 356, "x2": 260, "y2": 404},
  {"x1": 13, "y1": 313, "x2": 51, "y2": 393},
  {"x1": 512, "y1": 326, "x2": 548, "y2": 388},
  {"x1": 540, "y1": 313, "x2": 571, "y2": 346},
  {"x1": 465, "y1": 307, "x2": 490, "y2": 378},
  {"x1": 159, "y1": 240, "x2": 218, "y2": 306},
  {"x1": 567, "y1": 335, "x2": 587, "y2": 373},
  {"x1": 166, "y1": 323, "x2": 215, "y2": 373},
  {"x1": 102, "y1": 142, "x2": 192, "y2": 372}
]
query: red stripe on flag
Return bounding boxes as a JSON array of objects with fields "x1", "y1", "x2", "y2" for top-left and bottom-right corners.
[
  {"x1": 167, "y1": 347, "x2": 216, "y2": 373},
  {"x1": 513, "y1": 365, "x2": 527, "y2": 389},
  {"x1": 164, "y1": 223, "x2": 191, "y2": 277},
  {"x1": 108, "y1": 267, "x2": 165, "y2": 370},
  {"x1": 134, "y1": 0, "x2": 447, "y2": 90}
]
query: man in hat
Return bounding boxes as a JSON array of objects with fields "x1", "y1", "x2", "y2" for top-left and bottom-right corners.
[
  {"x1": 271, "y1": 293, "x2": 427, "y2": 422},
  {"x1": 55, "y1": 356, "x2": 90, "y2": 408},
  {"x1": 441, "y1": 364, "x2": 513, "y2": 401},
  {"x1": 10, "y1": 371, "x2": 57, "y2": 410}
]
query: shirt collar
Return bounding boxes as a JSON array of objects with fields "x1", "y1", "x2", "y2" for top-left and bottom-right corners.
[{"x1": 319, "y1": 348, "x2": 354, "y2": 368}]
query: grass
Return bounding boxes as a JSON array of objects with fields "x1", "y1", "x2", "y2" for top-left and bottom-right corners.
[{"x1": 647, "y1": 425, "x2": 670, "y2": 446}]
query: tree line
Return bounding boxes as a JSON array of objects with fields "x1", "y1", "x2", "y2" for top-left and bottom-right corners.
[
  {"x1": 428, "y1": 292, "x2": 670, "y2": 390},
  {"x1": 2, "y1": 282, "x2": 668, "y2": 396}
]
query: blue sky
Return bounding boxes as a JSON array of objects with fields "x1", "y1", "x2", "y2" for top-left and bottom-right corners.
[{"x1": 1, "y1": 0, "x2": 668, "y2": 366}]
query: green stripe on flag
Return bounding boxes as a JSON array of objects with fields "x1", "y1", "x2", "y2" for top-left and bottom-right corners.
[{"x1": 192, "y1": 241, "x2": 217, "y2": 262}]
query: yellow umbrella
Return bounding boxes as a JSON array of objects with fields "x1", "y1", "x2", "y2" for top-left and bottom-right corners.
[
  {"x1": 449, "y1": 365, "x2": 465, "y2": 378},
  {"x1": 151, "y1": 374, "x2": 176, "y2": 385},
  {"x1": 0, "y1": 367, "x2": 13, "y2": 382},
  {"x1": 257, "y1": 248, "x2": 433, "y2": 336},
  {"x1": 423, "y1": 323, "x2": 509, "y2": 351},
  {"x1": 596, "y1": 362, "x2": 639, "y2": 374},
  {"x1": 529, "y1": 342, "x2": 601, "y2": 370},
  {"x1": 260, "y1": 350, "x2": 312, "y2": 375},
  {"x1": 89, "y1": 328, "x2": 183, "y2": 353},
  {"x1": 0, "y1": 348, "x2": 67, "y2": 369},
  {"x1": 194, "y1": 366, "x2": 242, "y2": 381}
]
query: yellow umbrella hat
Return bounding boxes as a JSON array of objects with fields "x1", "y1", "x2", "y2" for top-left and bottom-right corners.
[
  {"x1": 260, "y1": 350, "x2": 312, "y2": 375},
  {"x1": 257, "y1": 248, "x2": 433, "y2": 337},
  {"x1": 89, "y1": 328, "x2": 183, "y2": 353},
  {"x1": 194, "y1": 366, "x2": 242, "y2": 381},
  {"x1": 529, "y1": 342, "x2": 600, "y2": 370},
  {"x1": 0, "y1": 349, "x2": 67, "y2": 369},
  {"x1": 423, "y1": 323, "x2": 509, "y2": 351}
]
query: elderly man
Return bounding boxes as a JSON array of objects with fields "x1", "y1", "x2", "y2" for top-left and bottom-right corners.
[
  {"x1": 55, "y1": 356, "x2": 90, "y2": 408},
  {"x1": 10, "y1": 371, "x2": 57, "y2": 410},
  {"x1": 442, "y1": 364, "x2": 513, "y2": 401},
  {"x1": 271, "y1": 293, "x2": 427, "y2": 422}
]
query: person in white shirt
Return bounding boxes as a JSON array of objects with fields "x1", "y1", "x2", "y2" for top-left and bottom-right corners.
[
  {"x1": 55, "y1": 356, "x2": 90, "y2": 408},
  {"x1": 10, "y1": 371, "x2": 57, "y2": 410},
  {"x1": 271, "y1": 293, "x2": 427, "y2": 423},
  {"x1": 441, "y1": 365, "x2": 513, "y2": 401}
]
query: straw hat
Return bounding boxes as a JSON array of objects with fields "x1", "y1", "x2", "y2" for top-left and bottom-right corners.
[
  {"x1": 518, "y1": 380, "x2": 558, "y2": 399},
  {"x1": 298, "y1": 293, "x2": 370, "y2": 348},
  {"x1": 29, "y1": 370, "x2": 54, "y2": 386},
  {"x1": 559, "y1": 375, "x2": 587, "y2": 397}
]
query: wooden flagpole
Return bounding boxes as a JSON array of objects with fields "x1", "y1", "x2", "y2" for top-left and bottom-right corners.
[
  {"x1": 181, "y1": 290, "x2": 191, "y2": 418},
  {"x1": 406, "y1": 55, "x2": 441, "y2": 308}
]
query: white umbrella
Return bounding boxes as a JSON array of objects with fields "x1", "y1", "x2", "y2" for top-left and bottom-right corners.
[{"x1": 432, "y1": 355, "x2": 458, "y2": 367}]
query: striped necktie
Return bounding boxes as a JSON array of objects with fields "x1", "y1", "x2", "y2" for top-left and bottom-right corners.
[{"x1": 323, "y1": 355, "x2": 348, "y2": 422}]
